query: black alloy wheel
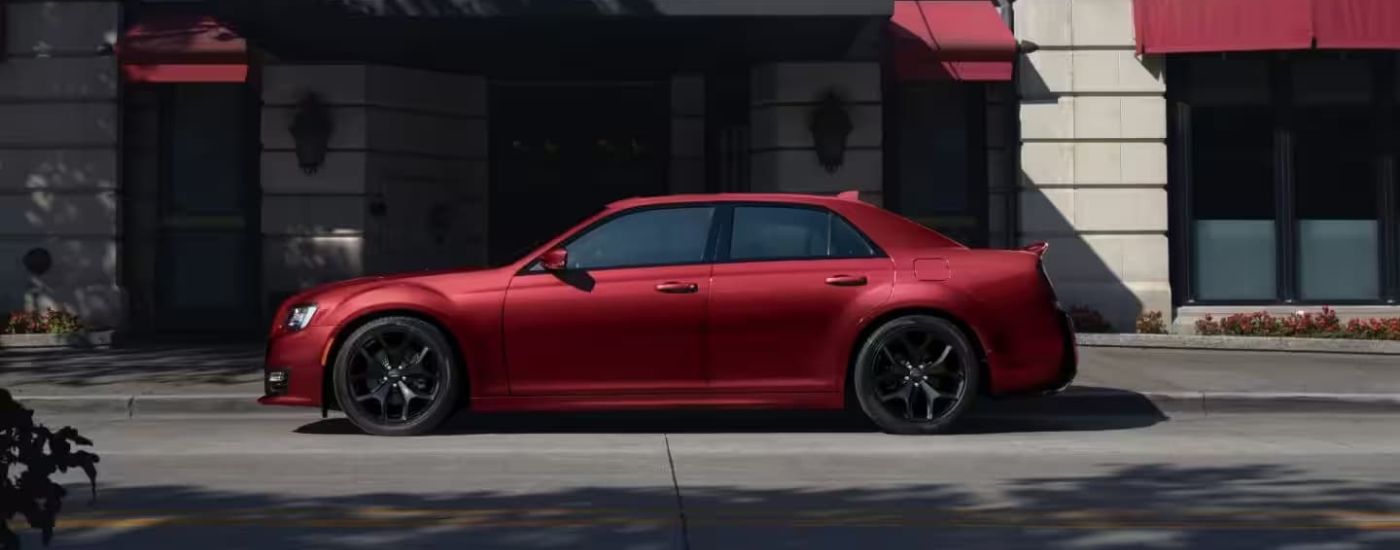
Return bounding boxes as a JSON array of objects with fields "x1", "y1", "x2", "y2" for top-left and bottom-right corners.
[
  {"x1": 852, "y1": 315, "x2": 979, "y2": 435},
  {"x1": 333, "y1": 316, "x2": 461, "y2": 436}
]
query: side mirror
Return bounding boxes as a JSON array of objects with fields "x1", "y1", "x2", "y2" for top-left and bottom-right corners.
[{"x1": 540, "y1": 248, "x2": 568, "y2": 271}]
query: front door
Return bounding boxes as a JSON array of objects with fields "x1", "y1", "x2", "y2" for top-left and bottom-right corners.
[
  {"x1": 154, "y1": 84, "x2": 258, "y2": 333},
  {"x1": 707, "y1": 205, "x2": 894, "y2": 391},
  {"x1": 489, "y1": 82, "x2": 669, "y2": 265},
  {"x1": 503, "y1": 206, "x2": 717, "y2": 395}
]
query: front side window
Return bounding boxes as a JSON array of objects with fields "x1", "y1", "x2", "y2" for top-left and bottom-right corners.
[
  {"x1": 729, "y1": 206, "x2": 877, "y2": 261},
  {"x1": 565, "y1": 207, "x2": 715, "y2": 270}
]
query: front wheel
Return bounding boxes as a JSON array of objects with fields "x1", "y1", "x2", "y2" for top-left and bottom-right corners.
[
  {"x1": 852, "y1": 315, "x2": 979, "y2": 435},
  {"x1": 332, "y1": 316, "x2": 461, "y2": 436}
]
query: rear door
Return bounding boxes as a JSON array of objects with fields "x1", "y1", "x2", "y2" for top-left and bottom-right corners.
[{"x1": 706, "y1": 205, "x2": 893, "y2": 392}]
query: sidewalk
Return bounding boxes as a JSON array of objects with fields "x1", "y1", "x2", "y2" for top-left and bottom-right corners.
[{"x1": 2, "y1": 343, "x2": 1397, "y2": 417}]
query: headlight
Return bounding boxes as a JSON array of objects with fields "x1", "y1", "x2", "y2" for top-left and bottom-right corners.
[{"x1": 283, "y1": 304, "x2": 318, "y2": 332}]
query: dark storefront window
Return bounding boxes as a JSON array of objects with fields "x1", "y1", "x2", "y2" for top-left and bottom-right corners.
[
  {"x1": 890, "y1": 81, "x2": 988, "y2": 247},
  {"x1": 1183, "y1": 58, "x2": 1276, "y2": 301},
  {"x1": 1171, "y1": 53, "x2": 1399, "y2": 305}
]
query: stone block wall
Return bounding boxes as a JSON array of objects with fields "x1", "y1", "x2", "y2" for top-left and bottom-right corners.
[
  {"x1": 749, "y1": 62, "x2": 883, "y2": 204},
  {"x1": 260, "y1": 65, "x2": 487, "y2": 305},
  {"x1": 1015, "y1": 0, "x2": 1170, "y2": 330},
  {"x1": 670, "y1": 74, "x2": 706, "y2": 194},
  {"x1": 0, "y1": 0, "x2": 123, "y2": 328}
]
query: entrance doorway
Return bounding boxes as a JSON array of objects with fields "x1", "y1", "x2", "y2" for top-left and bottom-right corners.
[
  {"x1": 488, "y1": 82, "x2": 670, "y2": 265},
  {"x1": 154, "y1": 84, "x2": 259, "y2": 333}
]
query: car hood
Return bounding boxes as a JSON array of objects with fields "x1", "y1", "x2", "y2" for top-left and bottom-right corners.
[{"x1": 285, "y1": 267, "x2": 489, "y2": 305}]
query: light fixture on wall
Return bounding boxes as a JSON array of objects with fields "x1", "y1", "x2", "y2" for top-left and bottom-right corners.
[
  {"x1": 808, "y1": 90, "x2": 853, "y2": 174},
  {"x1": 289, "y1": 92, "x2": 333, "y2": 174},
  {"x1": 22, "y1": 248, "x2": 52, "y2": 277}
]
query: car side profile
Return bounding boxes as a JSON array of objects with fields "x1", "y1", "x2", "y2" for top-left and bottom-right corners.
[{"x1": 260, "y1": 192, "x2": 1075, "y2": 435}]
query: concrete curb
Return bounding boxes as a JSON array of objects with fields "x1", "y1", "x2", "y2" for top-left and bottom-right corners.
[
  {"x1": 16, "y1": 394, "x2": 275, "y2": 418},
  {"x1": 0, "y1": 330, "x2": 114, "y2": 350},
  {"x1": 14, "y1": 391, "x2": 1400, "y2": 419},
  {"x1": 1077, "y1": 333, "x2": 1400, "y2": 355}
]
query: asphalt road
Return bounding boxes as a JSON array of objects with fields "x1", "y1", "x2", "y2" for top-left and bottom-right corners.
[{"x1": 18, "y1": 411, "x2": 1400, "y2": 550}]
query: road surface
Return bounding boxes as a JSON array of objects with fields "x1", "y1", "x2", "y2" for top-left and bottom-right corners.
[{"x1": 22, "y1": 410, "x2": 1400, "y2": 549}]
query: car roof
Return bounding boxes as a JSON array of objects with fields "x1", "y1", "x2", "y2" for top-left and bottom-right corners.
[{"x1": 606, "y1": 192, "x2": 863, "y2": 210}]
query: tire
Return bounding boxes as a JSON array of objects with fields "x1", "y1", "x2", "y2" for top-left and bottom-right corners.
[
  {"x1": 332, "y1": 316, "x2": 462, "y2": 436},
  {"x1": 851, "y1": 315, "x2": 980, "y2": 435}
]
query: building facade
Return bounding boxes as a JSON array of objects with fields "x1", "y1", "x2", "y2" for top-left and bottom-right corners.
[{"x1": 1, "y1": 0, "x2": 1397, "y2": 336}]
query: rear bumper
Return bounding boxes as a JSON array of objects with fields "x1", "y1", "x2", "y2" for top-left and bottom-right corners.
[
  {"x1": 1038, "y1": 307, "x2": 1079, "y2": 395},
  {"x1": 995, "y1": 304, "x2": 1077, "y2": 398}
]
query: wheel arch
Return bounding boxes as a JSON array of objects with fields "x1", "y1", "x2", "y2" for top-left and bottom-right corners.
[
  {"x1": 320, "y1": 308, "x2": 470, "y2": 415},
  {"x1": 843, "y1": 307, "x2": 991, "y2": 408}
]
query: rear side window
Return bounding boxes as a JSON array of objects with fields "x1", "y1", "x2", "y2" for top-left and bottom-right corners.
[{"x1": 729, "y1": 206, "x2": 878, "y2": 261}]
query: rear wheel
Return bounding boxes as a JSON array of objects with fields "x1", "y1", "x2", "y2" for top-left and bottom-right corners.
[
  {"x1": 852, "y1": 315, "x2": 979, "y2": 435},
  {"x1": 332, "y1": 317, "x2": 461, "y2": 436}
]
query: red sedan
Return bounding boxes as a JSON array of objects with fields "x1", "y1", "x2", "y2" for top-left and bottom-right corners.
[{"x1": 261, "y1": 192, "x2": 1075, "y2": 435}]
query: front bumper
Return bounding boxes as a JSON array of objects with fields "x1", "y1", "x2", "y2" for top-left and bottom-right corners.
[{"x1": 257, "y1": 325, "x2": 335, "y2": 408}]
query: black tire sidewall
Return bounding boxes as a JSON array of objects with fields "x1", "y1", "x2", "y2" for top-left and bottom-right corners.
[
  {"x1": 333, "y1": 316, "x2": 461, "y2": 436},
  {"x1": 852, "y1": 315, "x2": 979, "y2": 435}
]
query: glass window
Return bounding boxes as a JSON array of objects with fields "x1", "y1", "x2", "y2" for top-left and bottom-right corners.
[
  {"x1": 894, "y1": 81, "x2": 987, "y2": 247},
  {"x1": 565, "y1": 207, "x2": 714, "y2": 270},
  {"x1": 1293, "y1": 57, "x2": 1380, "y2": 300},
  {"x1": 1183, "y1": 58, "x2": 1278, "y2": 301},
  {"x1": 169, "y1": 85, "x2": 245, "y2": 215},
  {"x1": 729, "y1": 206, "x2": 876, "y2": 261},
  {"x1": 1177, "y1": 54, "x2": 1396, "y2": 304}
]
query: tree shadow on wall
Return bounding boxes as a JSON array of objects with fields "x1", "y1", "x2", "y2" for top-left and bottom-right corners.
[
  {"x1": 28, "y1": 463, "x2": 1400, "y2": 549},
  {"x1": 1014, "y1": 54, "x2": 1154, "y2": 331}
]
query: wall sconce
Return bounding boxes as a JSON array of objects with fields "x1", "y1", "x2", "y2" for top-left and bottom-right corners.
[
  {"x1": 808, "y1": 90, "x2": 853, "y2": 174},
  {"x1": 289, "y1": 92, "x2": 333, "y2": 174},
  {"x1": 22, "y1": 248, "x2": 52, "y2": 277}
]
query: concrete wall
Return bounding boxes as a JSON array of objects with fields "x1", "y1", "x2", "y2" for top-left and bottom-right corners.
[
  {"x1": 260, "y1": 65, "x2": 487, "y2": 304},
  {"x1": 0, "y1": 0, "x2": 123, "y2": 328},
  {"x1": 749, "y1": 62, "x2": 883, "y2": 205},
  {"x1": 1015, "y1": 0, "x2": 1169, "y2": 330},
  {"x1": 670, "y1": 74, "x2": 706, "y2": 194}
]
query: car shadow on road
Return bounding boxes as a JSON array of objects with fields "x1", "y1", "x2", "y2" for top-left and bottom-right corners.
[{"x1": 294, "y1": 386, "x2": 1167, "y2": 436}]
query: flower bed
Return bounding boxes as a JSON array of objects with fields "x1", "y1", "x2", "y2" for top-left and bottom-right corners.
[
  {"x1": 1195, "y1": 307, "x2": 1400, "y2": 341},
  {"x1": 3, "y1": 309, "x2": 85, "y2": 335}
]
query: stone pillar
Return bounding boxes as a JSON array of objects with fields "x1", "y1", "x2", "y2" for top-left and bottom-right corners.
[
  {"x1": 1015, "y1": 0, "x2": 1170, "y2": 330},
  {"x1": 748, "y1": 62, "x2": 883, "y2": 205},
  {"x1": 670, "y1": 74, "x2": 705, "y2": 194},
  {"x1": 260, "y1": 66, "x2": 487, "y2": 306},
  {"x1": 0, "y1": 1, "x2": 123, "y2": 328}
]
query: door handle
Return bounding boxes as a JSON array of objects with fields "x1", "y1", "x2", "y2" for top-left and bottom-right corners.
[
  {"x1": 655, "y1": 281, "x2": 699, "y2": 294},
  {"x1": 825, "y1": 275, "x2": 868, "y2": 287}
]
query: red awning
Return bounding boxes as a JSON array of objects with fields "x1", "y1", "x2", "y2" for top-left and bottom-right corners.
[
  {"x1": 120, "y1": 16, "x2": 248, "y2": 83},
  {"x1": 1134, "y1": 0, "x2": 1400, "y2": 54},
  {"x1": 892, "y1": 1, "x2": 1016, "y2": 82},
  {"x1": 1315, "y1": 0, "x2": 1400, "y2": 49}
]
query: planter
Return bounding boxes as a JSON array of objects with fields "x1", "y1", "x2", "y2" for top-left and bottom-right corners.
[
  {"x1": 0, "y1": 330, "x2": 114, "y2": 349},
  {"x1": 1077, "y1": 333, "x2": 1400, "y2": 355}
]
